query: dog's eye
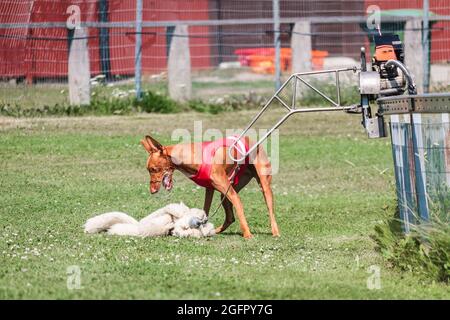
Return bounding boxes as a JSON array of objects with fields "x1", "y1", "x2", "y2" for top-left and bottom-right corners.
[{"x1": 150, "y1": 168, "x2": 162, "y2": 174}]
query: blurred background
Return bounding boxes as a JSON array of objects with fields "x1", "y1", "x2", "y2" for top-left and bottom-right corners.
[{"x1": 0, "y1": 0, "x2": 449, "y2": 112}]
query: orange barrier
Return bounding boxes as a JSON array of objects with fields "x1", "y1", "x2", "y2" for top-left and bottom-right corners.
[
  {"x1": 234, "y1": 48, "x2": 329, "y2": 74},
  {"x1": 311, "y1": 50, "x2": 329, "y2": 71}
]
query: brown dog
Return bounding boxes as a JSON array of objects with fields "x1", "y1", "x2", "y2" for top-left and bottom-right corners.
[{"x1": 141, "y1": 135, "x2": 279, "y2": 239}]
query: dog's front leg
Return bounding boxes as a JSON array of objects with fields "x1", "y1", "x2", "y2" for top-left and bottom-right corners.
[{"x1": 203, "y1": 188, "x2": 214, "y2": 215}]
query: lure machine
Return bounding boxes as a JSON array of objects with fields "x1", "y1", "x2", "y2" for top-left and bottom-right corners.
[{"x1": 229, "y1": 33, "x2": 417, "y2": 162}]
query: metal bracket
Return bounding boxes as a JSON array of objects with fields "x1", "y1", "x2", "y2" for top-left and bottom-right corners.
[
  {"x1": 228, "y1": 67, "x2": 360, "y2": 162},
  {"x1": 377, "y1": 93, "x2": 450, "y2": 115}
]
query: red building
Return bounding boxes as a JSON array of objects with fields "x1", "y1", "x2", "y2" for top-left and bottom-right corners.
[
  {"x1": 0, "y1": 0, "x2": 211, "y2": 81},
  {"x1": 0, "y1": 1, "x2": 448, "y2": 81}
]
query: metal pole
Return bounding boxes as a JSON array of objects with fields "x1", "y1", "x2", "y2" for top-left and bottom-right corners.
[
  {"x1": 135, "y1": 0, "x2": 143, "y2": 100},
  {"x1": 216, "y1": 0, "x2": 223, "y2": 65},
  {"x1": 272, "y1": 0, "x2": 281, "y2": 90},
  {"x1": 99, "y1": 0, "x2": 111, "y2": 80},
  {"x1": 423, "y1": 0, "x2": 430, "y2": 93}
]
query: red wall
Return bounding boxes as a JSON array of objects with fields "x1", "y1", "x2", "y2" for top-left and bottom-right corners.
[
  {"x1": 0, "y1": 0, "x2": 211, "y2": 79},
  {"x1": 108, "y1": 0, "x2": 211, "y2": 75},
  {"x1": 0, "y1": 1, "x2": 30, "y2": 78},
  {"x1": 0, "y1": 0, "x2": 101, "y2": 80},
  {"x1": 365, "y1": 0, "x2": 450, "y2": 63},
  {"x1": 2, "y1": 0, "x2": 447, "y2": 80}
]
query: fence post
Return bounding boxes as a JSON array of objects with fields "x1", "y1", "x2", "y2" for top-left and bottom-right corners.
[
  {"x1": 272, "y1": 0, "x2": 281, "y2": 90},
  {"x1": 405, "y1": 19, "x2": 424, "y2": 94},
  {"x1": 135, "y1": 0, "x2": 143, "y2": 100},
  {"x1": 68, "y1": 27, "x2": 91, "y2": 106},
  {"x1": 291, "y1": 21, "x2": 312, "y2": 74},
  {"x1": 423, "y1": 0, "x2": 430, "y2": 93},
  {"x1": 99, "y1": 0, "x2": 111, "y2": 80},
  {"x1": 291, "y1": 21, "x2": 311, "y2": 98},
  {"x1": 168, "y1": 25, "x2": 192, "y2": 102}
]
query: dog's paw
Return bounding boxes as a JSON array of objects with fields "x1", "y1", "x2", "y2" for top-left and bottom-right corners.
[{"x1": 243, "y1": 232, "x2": 253, "y2": 239}]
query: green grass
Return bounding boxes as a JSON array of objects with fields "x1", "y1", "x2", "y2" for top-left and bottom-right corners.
[
  {"x1": 0, "y1": 79, "x2": 272, "y2": 111},
  {"x1": 0, "y1": 81, "x2": 167, "y2": 110},
  {"x1": 373, "y1": 206, "x2": 450, "y2": 283},
  {"x1": 0, "y1": 110, "x2": 449, "y2": 299},
  {"x1": 0, "y1": 82, "x2": 268, "y2": 117}
]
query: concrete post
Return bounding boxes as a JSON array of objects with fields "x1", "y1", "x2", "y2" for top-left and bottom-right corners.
[
  {"x1": 168, "y1": 25, "x2": 192, "y2": 102},
  {"x1": 291, "y1": 21, "x2": 312, "y2": 74},
  {"x1": 68, "y1": 27, "x2": 91, "y2": 105},
  {"x1": 404, "y1": 19, "x2": 424, "y2": 94},
  {"x1": 291, "y1": 21, "x2": 312, "y2": 99}
]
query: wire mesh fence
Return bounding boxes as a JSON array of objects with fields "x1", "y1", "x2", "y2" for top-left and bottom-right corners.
[
  {"x1": 388, "y1": 102, "x2": 450, "y2": 230},
  {"x1": 0, "y1": 0, "x2": 449, "y2": 110}
]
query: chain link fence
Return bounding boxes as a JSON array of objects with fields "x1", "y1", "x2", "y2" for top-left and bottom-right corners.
[{"x1": 0, "y1": 0, "x2": 449, "y2": 110}]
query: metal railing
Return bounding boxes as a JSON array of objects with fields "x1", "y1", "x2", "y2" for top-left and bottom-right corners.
[{"x1": 228, "y1": 67, "x2": 360, "y2": 163}]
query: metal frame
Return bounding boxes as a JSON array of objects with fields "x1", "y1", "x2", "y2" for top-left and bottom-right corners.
[
  {"x1": 378, "y1": 93, "x2": 450, "y2": 115},
  {"x1": 228, "y1": 67, "x2": 359, "y2": 162}
]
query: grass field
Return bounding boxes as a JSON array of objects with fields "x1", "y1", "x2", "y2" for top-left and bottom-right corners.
[
  {"x1": 1, "y1": 109, "x2": 449, "y2": 299},
  {"x1": 0, "y1": 70, "x2": 275, "y2": 109}
]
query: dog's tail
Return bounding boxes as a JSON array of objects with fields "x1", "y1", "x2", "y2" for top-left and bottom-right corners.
[{"x1": 84, "y1": 212, "x2": 138, "y2": 234}]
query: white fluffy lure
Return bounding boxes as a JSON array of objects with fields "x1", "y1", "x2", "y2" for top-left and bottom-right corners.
[{"x1": 84, "y1": 202, "x2": 215, "y2": 238}]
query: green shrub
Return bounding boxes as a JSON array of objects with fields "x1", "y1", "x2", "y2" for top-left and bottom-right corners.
[
  {"x1": 188, "y1": 100, "x2": 226, "y2": 114},
  {"x1": 134, "y1": 91, "x2": 181, "y2": 113},
  {"x1": 90, "y1": 97, "x2": 133, "y2": 115},
  {"x1": 373, "y1": 205, "x2": 450, "y2": 283}
]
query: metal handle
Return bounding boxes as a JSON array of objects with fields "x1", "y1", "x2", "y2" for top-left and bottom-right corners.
[{"x1": 228, "y1": 67, "x2": 360, "y2": 163}]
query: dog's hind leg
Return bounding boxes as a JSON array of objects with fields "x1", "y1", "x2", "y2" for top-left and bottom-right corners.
[
  {"x1": 215, "y1": 195, "x2": 235, "y2": 234},
  {"x1": 252, "y1": 149, "x2": 280, "y2": 237}
]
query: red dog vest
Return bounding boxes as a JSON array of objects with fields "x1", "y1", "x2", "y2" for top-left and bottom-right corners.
[{"x1": 189, "y1": 136, "x2": 250, "y2": 189}]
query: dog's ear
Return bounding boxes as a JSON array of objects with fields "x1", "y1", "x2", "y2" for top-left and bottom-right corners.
[{"x1": 141, "y1": 135, "x2": 164, "y2": 153}]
